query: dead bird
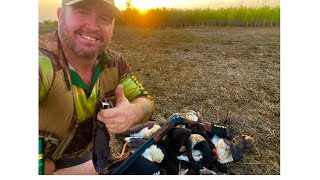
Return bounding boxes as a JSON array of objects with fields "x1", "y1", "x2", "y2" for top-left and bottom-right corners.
[
  {"x1": 212, "y1": 134, "x2": 254, "y2": 164},
  {"x1": 176, "y1": 134, "x2": 217, "y2": 175},
  {"x1": 115, "y1": 121, "x2": 161, "y2": 160},
  {"x1": 117, "y1": 121, "x2": 161, "y2": 139},
  {"x1": 115, "y1": 136, "x2": 167, "y2": 175},
  {"x1": 115, "y1": 121, "x2": 173, "y2": 175}
]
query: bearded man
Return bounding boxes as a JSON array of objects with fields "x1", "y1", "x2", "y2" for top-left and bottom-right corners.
[{"x1": 39, "y1": 0, "x2": 154, "y2": 174}]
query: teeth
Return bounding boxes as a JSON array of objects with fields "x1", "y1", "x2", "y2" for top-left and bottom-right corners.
[{"x1": 81, "y1": 34, "x2": 97, "y2": 41}]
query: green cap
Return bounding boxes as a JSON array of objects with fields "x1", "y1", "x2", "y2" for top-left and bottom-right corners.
[{"x1": 62, "y1": 0, "x2": 121, "y2": 18}]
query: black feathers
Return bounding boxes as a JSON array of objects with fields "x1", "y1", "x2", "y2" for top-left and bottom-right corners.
[
  {"x1": 92, "y1": 120, "x2": 112, "y2": 174},
  {"x1": 102, "y1": 110, "x2": 253, "y2": 175}
]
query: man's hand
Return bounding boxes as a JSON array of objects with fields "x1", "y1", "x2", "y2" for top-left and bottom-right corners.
[
  {"x1": 44, "y1": 158, "x2": 55, "y2": 175},
  {"x1": 97, "y1": 84, "x2": 152, "y2": 134}
]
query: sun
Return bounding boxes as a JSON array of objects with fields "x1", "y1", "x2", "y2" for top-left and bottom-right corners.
[
  {"x1": 131, "y1": 0, "x2": 158, "y2": 11},
  {"x1": 116, "y1": 0, "x2": 170, "y2": 14}
]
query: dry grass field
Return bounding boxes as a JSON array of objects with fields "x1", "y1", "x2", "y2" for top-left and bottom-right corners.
[
  {"x1": 109, "y1": 26, "x2": 280, "y2": 175},
  {"x1": 40, "y1": 25, "x2": 280, "y2": 175}
]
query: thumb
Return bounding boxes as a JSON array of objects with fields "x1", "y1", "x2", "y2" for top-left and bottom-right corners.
[{"x1": 115, "y1": 84, "x2": 127, "y2": 104}]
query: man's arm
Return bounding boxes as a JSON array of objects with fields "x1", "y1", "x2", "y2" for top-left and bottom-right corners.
[
  {"x1": 131, "y1": 96, "x2": 153, "y2": 124},
  {"x1": 44, "y1": 158, "x2": 55, "y2": 175},
  {"x1": 39, "y1": 54, "x2": 54, "y2": 102},
  {"x1": 39, "y1": 54, "x2": 56, "y2": 174}
]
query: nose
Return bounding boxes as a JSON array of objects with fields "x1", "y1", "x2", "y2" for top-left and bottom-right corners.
[{"x1": 84, "y1": 14, "x2": 100, "y2": 32}]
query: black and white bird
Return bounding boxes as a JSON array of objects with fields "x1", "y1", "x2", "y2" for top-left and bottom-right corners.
[
  {"x1": 115, "y1": 121, "x2": 168, "y2": 175},
  {"x1": 156, "y1": 127, "x2": 193, "y2": 174},
  {"x1": 115, "y1": 121, "x2": 161, "y2": 160},
  {"x1": 117, "y1": 121, "x2": 161, "y2": 139},
  {"x1": 176, "y1": 133, "x2": 217, "y2": 175},
  {"x1": 122, "y1": 144, "x2": 165, "y2": 175},
  {"x1": 209, "y1": 115, "x2": 254, "y2": 165},
  {"x1": 212, "y1": 134, "x2": 254, "y2": 164}
]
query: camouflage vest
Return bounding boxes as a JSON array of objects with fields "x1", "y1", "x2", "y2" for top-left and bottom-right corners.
[{"x1": 39, "y1": 31, "x2": 128, "y2": 161}]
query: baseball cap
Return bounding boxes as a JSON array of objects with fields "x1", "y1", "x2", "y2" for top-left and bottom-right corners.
[{"x1": 62, "y1": 0, "x2": 121, "y2": 18}]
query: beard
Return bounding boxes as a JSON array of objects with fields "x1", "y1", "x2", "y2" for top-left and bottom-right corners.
[{"x1": 58, "y1": 18, "x2": 112, "y2": 59}]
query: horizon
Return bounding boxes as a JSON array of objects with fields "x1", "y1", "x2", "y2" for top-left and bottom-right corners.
[{"x1": 39, "y1": 0, "x2": 280, "y2": 21}]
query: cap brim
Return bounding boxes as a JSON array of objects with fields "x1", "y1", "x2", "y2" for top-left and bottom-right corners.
[
  {"x1": 102, "y1": 2, "x2": 121, "y2": 18},
  {"x1": 64, "y1": 0, "x2": 121, "y2": 18}
]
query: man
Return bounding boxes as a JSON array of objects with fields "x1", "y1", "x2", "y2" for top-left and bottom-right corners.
[{"x1": 39, "y1": 0, "x2": 154, "y2": 174}]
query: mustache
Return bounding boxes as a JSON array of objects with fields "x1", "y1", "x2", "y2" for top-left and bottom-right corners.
[{"x1": 76, "y1": 29, "x2": 104, "y2": 41}]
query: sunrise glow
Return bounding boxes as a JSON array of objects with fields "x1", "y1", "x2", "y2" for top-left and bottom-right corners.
[
  {"x1": 132, "y1": 0, "x2": 159, "y2": 11},
  {"x1": 39, "y1": 0, "x2": 280, "y2": 21}
]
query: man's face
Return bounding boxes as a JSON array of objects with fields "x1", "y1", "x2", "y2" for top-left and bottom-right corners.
[{"x1": 58, "y1": 1, "x2": 114, "y2": 59}]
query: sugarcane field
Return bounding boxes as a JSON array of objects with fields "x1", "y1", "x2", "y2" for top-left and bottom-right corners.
[{"x1": 39, "y1": 5, "x2": 280, "y2": 175}]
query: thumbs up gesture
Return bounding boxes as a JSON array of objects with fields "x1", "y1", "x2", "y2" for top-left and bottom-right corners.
[
  {"x1": 97, "y1": 84, "x2": 140, "y2": 134},
  {"x1": 114, "y1": 83, "x2": 129, "y2": 108}
]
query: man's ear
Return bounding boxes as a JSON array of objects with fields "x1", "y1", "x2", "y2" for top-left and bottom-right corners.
[{"x1": 57, "y1": 7, "x2": 62, "y2": 21}]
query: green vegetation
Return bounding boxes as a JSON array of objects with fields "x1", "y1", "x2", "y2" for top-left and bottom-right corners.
[
  {"x1": 39, "y1": 6, "x2": 280, "y2": 33},
  {"x1": 118, "y1": 6, "x2": 280, "y2": 28},
  {"x1": 185, "y1": 37, "x2": 196, "y2": 43},
  {"x1": 42, "y1": 20, "x2": 58, "y2": 26},
  {"x1": 39, "y1": 23, "x2": 57, "y2": 35},
  {"x1": 39, "y1": 20, "x2": 58, "y2": 35}
]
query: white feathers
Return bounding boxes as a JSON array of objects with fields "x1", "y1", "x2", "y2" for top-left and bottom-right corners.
[
  {"x1": 144, "y1": 125, "x2": 161, "y2": 138},
  {"x1": 131, "y1": 127, "x2": 148, "y2": 138},
  {"x1": 142, "y1": 144, "x2": 164, "y2": 163},
  {"x1": 124, "y1": 137, "x2": 133, "y2": 142},
  {"x1": 130, "y1": 125, "x2": 161, "y2": 139},
  {"x1": 124, "y1": 137, "x2": 139, "y2": 143},
  {"x1": 174, "y1": 110, "x2": 200, "y2": 122},
  {"x1": 185, "y1": 111, "x2": 199, "y2": 122},
  {"x1": 211, "y1": 135, "x2": 220, "y2": 144},
  {"x1": 176, "y1": 155, "x2": 189, "y2": 162},
  {"x1": 179, "y1": 146, "x2": 186, "y2": 152},
  {"x1": 176, "y1": 150, "x2": 203, "y2": 162},
  {"x1": 124, "y1": 125, "x2": 164, "y2": 163},
  {"x1": 177, "y1": 134, "x2": 205, "y2": 162},
  {"x1": 213, "y1": 138, "x2": 233, "y2": 164},
  {"x1": 189, "y1": 134, "x2": 205, "y2": 148},
  {"x1": 191, "y1": 150, "x2": 203, "y2": 161},
  {"x1": 153, "y1": 171, "x2": 160, "y2": 175},
  {"x1": 176, "y1": 134, "x2": 205, "y2": 162}
]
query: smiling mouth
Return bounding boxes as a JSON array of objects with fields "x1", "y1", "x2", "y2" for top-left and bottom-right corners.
[{"x1": 80, "y1": 34, "x2": 98, "y2": 41}]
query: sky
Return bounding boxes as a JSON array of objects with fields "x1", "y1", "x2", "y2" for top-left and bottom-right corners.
[{"x1": 39, "y1": 0, "x2": 280, "y2": 21}]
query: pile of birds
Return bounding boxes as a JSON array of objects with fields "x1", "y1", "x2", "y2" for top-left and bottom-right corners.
[{"x1": 110, "y1": 110, "x2": 254, "y2": 175}]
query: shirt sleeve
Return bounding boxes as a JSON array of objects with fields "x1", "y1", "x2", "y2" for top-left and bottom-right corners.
[
  {"x1": 120, "y1": 74, "x2": 154, "y2": 111},
  {"x1": 105, "y1": 49, "x2": 155, "y2": 111},
  {"x1": 39, "y1": 54, "x2": 54, "y2": 102}
]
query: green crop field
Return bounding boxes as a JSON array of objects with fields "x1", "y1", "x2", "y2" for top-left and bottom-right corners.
[
  {"x1": 119, "y1": 6, "x2": 280, "y2": 27},
  {"x1": 39, "y1": 6, "x2": 280, "y2": 29}
]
